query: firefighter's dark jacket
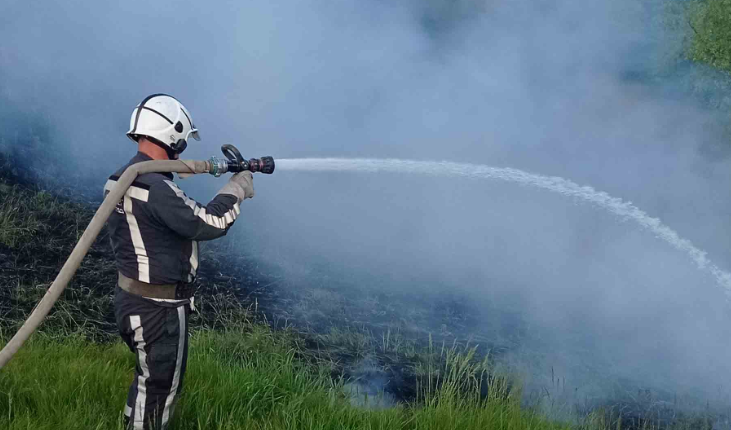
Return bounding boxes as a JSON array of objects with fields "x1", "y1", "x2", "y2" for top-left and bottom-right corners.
[{"x1": 104, "y1": 152, "x2": 239, "y2": 285}]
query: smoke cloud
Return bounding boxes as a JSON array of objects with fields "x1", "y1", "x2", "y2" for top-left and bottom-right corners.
[{"x1": 3, "y1": 0, "x2": 731, "y2": 410}]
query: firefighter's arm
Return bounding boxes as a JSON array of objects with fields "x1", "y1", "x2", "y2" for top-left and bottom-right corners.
[{"x1": 148, "y1": 176, "x2": 251, "y2": 241}]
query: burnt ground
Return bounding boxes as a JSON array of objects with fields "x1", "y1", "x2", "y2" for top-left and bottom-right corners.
[{"x1": 193, "y1": 246, "x2": 507, "y2": 404}]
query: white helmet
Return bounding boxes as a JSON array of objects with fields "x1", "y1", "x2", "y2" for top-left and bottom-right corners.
[{"x1": 126, "y1": 94, "x2": 201, "y2": 155}]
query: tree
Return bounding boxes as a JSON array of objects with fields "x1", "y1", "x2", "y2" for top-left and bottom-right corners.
[{"x1": 689, "y1": 0, "x2": 731, "y2": 74}]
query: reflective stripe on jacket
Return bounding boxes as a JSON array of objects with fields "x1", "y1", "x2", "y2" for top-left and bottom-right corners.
[{"x1": 105, "y1": 152, "x2": 239, "y2": 284}]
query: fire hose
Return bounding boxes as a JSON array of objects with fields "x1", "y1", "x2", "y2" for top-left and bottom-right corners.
[{"x1": 0, "y1": 144, "x2": 274, "y2": 369}]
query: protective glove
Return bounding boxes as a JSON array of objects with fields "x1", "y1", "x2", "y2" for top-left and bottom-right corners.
[{"x1": 216, "y1": 171, "x2": 254, "y2": 203}]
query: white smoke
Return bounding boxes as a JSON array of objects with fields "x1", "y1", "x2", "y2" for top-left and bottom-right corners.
[{"x1": 2, "y1": 0, "x2": 731, "y2": 410}]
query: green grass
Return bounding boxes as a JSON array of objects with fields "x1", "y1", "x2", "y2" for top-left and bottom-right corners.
[
  {"x1": 0, "y1": 325, "x2": 576, "y2": 430},
  {"x1": 2, "y1": 324, "x2": 714, "y2": 430}
]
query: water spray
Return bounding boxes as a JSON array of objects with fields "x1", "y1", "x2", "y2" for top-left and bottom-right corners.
[
  {"x1": 0, "y1": 145, "x2": 274, "y2": 369},
  {"x1": 276, "y1": 158, "x2": 731, "y2": 295}
]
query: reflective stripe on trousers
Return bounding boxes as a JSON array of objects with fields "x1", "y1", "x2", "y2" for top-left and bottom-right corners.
[{"x1": 115, "y1": 287, "x2": 190, "y2": 430}]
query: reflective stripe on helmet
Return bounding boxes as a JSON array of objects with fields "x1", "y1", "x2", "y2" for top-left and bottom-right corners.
[{"x1": 130, "y1": 93, "x2": 170, "y2": 135}]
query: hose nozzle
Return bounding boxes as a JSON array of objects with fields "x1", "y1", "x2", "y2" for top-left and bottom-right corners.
[
  {"x1": 244, "y1": 156, "x2": 275, "y2": 174},
  {"x1": 209, "y1": 144, "x2": 275, "y2": 176}
]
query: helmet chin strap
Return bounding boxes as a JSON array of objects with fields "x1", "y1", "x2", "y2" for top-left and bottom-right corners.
[{"x1": 145, "y1": 136, "x2": 185, "y2": 160}]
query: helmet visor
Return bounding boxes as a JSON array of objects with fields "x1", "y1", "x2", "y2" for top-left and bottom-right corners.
[{"x1": 187, "y1": 128, "x2": 201, "y2": 141}]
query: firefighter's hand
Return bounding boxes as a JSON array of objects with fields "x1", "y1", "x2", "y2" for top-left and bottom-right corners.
[{"x1": 217, "y1": 171, "x2": 255, "y2": 203}]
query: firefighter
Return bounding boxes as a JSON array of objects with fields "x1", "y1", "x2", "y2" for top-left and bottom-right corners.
[{"x1": 104, "y1": 94, "x2": 254, "y2": 429}]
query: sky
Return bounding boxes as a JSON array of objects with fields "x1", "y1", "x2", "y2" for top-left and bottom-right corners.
[{"x1": 3, "y1": 0, "x2": 731, "y2": 408}]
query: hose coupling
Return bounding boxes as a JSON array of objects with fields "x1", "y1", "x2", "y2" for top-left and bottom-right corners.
[{"x1": 208, "y1": 157, "x2": 229, "y2": 177}]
